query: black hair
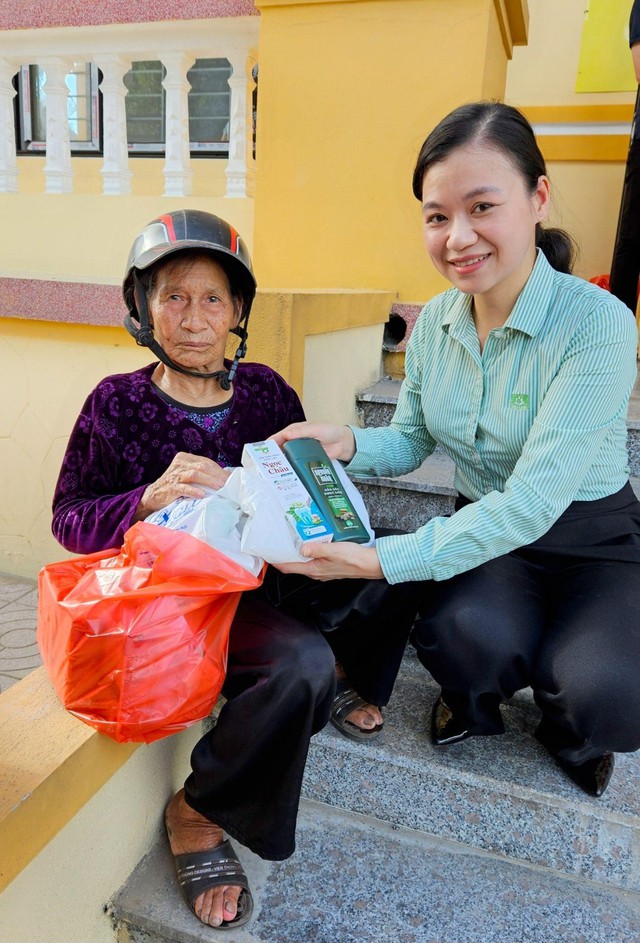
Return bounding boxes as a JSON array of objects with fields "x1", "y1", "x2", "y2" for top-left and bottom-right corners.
[{"x1": 412, "y1": 101, "x2": 576, "y2": 274}]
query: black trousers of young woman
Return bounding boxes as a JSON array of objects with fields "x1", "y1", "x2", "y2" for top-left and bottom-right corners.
[
  {"x1": 183, "y1": 566, "x2": 418, "y2": 860},
  {"x1": 412, "y1": 482, "x2": 640, "y2": 765}
]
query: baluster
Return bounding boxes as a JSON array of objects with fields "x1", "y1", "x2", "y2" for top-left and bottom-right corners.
[
  {"x1": 40, "y1": 57, "x2": 73, "y2": 194},
  {"x1": 225, "y1": 51, "x2": 257, "y2": 199},
  {"x1": 98, "y1": 54, "x2": 133, "y2": 196},
  {"x1": 0, "y1": 60, "x2": 19, "y2": 192},
  {"x1": 161, "y1": 52, "x2": 194, "y2": 198}
]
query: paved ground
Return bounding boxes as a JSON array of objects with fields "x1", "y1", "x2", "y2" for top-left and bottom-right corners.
[
  {"x1": 630, "y1": 366, "x2": 640, "y2": 421},
  {"x1": 0, "y1": 572, "x2": 40, "y2": 693}
]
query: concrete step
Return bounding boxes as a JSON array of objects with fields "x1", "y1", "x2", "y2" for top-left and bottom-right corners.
[
  {"x1": 352, "y1": 451, "x2": 456, "y2": 531},
  {"x1": 355, "y1": 377, "x2": 405, "y2": 428},
  {"x1": 354, "y1": 378, "x2": 640, "y2": 531},
  {"x1": 353, "y1": 448, "x2": 639, "y2": 532},
  {"x1": 303, "y1": 650, "x2": 640, "y2": 894},
  {"x1": 108, "y1": 371, "x2": 640, "y2": 943},
  {"x1": 109, "y1": 797, "x2": 640, "y2": 943},
  {"x1": 357, "y1": 376, "x2": 640, "y2": 479},
  {"x1": 109, "y1": 652, "x2": 640, "y2": 943}
]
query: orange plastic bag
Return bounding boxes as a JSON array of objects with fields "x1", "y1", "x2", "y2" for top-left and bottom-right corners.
[
  {"x1": 37, "y1": 521, "x2": 264, "y2": 744},
  {"x1": 589, "y1": 274, "x2": 611, "y2": 291}
]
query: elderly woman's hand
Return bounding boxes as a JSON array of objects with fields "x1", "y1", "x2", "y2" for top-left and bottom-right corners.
[{"x1": 134, "y1": 452, "x2": 230, "y2": 520}]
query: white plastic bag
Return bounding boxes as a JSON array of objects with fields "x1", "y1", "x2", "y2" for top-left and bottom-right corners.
[
  {"x1": 147, "y1": 460, "x2": 374, "y2": 566},
  {"x1": 145, "y1": 487, "x2": 264, "y2": 577},
  {"x1": 222, "y1": 461, "x2": 375, "y2": 564},
  {"x1": 218, "y1": 468, "x2": 298, "y2": 564}
]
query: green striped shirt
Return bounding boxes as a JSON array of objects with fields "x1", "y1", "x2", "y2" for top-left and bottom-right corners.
[{"x1": 348, "y1": 251, "x2": 638, "y2": 584}]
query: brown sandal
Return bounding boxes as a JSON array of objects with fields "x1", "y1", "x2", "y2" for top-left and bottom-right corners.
[
  {"x1": 330, "y1": 684, "x2": 383, "y2": 742},
  {"x1": 171, "y1": 842, "x2": 254, "y2": 930}
]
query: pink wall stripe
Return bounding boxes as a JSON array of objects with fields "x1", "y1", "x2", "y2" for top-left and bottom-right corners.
[
  {"x1": 0, "y1": 278, "x2": 126, "y2": 328},
  {"x1": 0, "y1": 0, "x2": 257, "y2": 30},
  {"x1": 385, "y1": 303, "x2": 423, "y2": 351}
]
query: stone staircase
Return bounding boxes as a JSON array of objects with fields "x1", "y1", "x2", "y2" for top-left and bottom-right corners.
[
  {"x1": 352, "y1": 378, "x2": 640, "y2": 527},
  {"x1": 109, "y1": 375, "x2": 640, "y2": 943},
  {"x1": 110, "y1": 666, "x2": 640, "y2": 942}
]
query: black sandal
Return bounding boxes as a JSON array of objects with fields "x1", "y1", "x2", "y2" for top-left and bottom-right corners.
[
  {"x1": 172, "y1": 841, "x2": 254, "y2": 930},
  {"x1": 330, "y1": 684, "x2": 383, "y2": 742}
]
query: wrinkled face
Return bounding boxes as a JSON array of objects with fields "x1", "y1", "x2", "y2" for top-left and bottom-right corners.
[
  {"x1": 149, "y1": 255, "x2": 242, "y2": 374},
  {"x1": 420, "y1": 142, "x2": 550, "y2": 310}
]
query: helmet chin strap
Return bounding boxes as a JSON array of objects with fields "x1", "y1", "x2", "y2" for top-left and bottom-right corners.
[{"x1": 124, "y1": 270, "x2": 248, "y2": 387}]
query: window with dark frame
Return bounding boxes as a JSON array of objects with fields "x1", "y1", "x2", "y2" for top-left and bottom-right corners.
[
  {"x1": 14, "y1": 58, "x2": 233, "y2": 156},
  {"x1": 17, "y1": 63, "x2": 100, "y2": 152}
]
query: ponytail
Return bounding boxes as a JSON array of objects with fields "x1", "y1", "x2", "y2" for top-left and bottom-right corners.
[{"x1": 536, "y1": 225, "x2": 576, "y2": 275}]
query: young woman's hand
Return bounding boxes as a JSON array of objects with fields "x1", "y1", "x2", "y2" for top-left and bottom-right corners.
[
  {"x1": 270, "y1": 422, "x2": 356, "y2": 463},
  {"x1": 275, "y1": 540, "x2": 384, "y2": 581}
]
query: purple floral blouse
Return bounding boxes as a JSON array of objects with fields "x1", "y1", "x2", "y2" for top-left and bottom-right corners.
[{"x1": 52, "y1": 361, "x2": 305, "y2": 554}]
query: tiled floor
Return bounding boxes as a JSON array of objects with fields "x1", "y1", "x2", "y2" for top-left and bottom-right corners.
[{"x1": 0, "y1": 572, "x2": 40, "y2": 693}]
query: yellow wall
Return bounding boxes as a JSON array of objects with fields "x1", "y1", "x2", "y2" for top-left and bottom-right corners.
[
  {"x1": 507, "y1": 0, "x2": 633, "y2": 107},
  {"x1": 16, "y1": 155, "x2": 234, "y2": 199},
  {"x1": 0, "y1": 320, "x2": 152, "y2": 577},
  {"x1": 1, "y1": 668, "x2": 200, "y2": 941},
  {"x1": 544, "y1": 161, "x2": 628, "y2": 282},
  {"x1": 253, "y1": 0, "x2": 519, "y2": 304},
  {"x1": 505, "y1": 0, "x2": 635, "y2": 280},
  {"x1": 249, "y1": 288, "x2": 396, "y2": 395},
  {"x1": 304, "y1": 323, "x2": 384, "y2": 425},
  {"x1": 1, "y1": 191, "x2": 251, "y2": 282},
  {"x1": 13, "y1": 0, "x2": 635, "y2": 581}
]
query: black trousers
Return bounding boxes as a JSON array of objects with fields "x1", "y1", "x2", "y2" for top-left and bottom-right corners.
[
  {"x1": 184, "y1": 566, "x2": 418, "y2": 860},
  {"x1": 610, "y1": 135, "x2": 640, "y2": 313},
  {"x1": 412, "y1": 483, "x2": 640, "y2": 765}
]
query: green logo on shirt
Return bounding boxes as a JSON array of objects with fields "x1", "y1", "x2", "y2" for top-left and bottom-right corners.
[{"x1": 510, "y1": 393, "x2": 529, "y2": 409}]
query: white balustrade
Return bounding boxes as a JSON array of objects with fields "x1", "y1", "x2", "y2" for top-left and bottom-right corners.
[
  {"x1": 98, "y1": 54, "x2": 133, "y2": 196},
  {"x1": 1, "y1": 21, "x2": 257, "y2": 199},
  {"x1": 225, "y1": 52, "x2": 257, "y2": 199},
  {"x1": 161, "y1": 51, "x2": 195, "y2": 198},
  {"x1": 0, "y1": 59, "x2": 19, "y2": 192},
  {"x1": 40, "y1": 57, "x2": 74, "y2": 194}
]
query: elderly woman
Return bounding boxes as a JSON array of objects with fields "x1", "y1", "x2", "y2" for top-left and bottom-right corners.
[{"x1": 52, "y1": 210, "x2": 417, "y2": 930}]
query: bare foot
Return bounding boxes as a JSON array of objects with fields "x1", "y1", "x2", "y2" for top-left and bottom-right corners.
[
  {"x1": 165, "y1": 789, "x2": 243, "y2": 927},
  {"x1": 335, "y1": 661, "x2": 383, "y2": 730}
]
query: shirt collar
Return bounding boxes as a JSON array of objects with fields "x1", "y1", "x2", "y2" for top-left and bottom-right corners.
[
  {"x1": 440, "y1": 249, "x2": 555, "y2": 340},
  {"x1": 440, "y1": 290, "x2": 473, "y2": 338},
  {"x1": 503, "y1": 249, "x2": 555, "y2": 337}
]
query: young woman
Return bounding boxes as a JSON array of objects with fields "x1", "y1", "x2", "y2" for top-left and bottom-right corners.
[{"x1": 274, "y1": 101, "x2": 640, "y2": 798}]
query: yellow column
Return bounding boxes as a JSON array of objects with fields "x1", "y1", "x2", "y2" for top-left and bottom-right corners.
[{"x1": 253, "y1": 0, "x2": 528, "y2": 302}]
